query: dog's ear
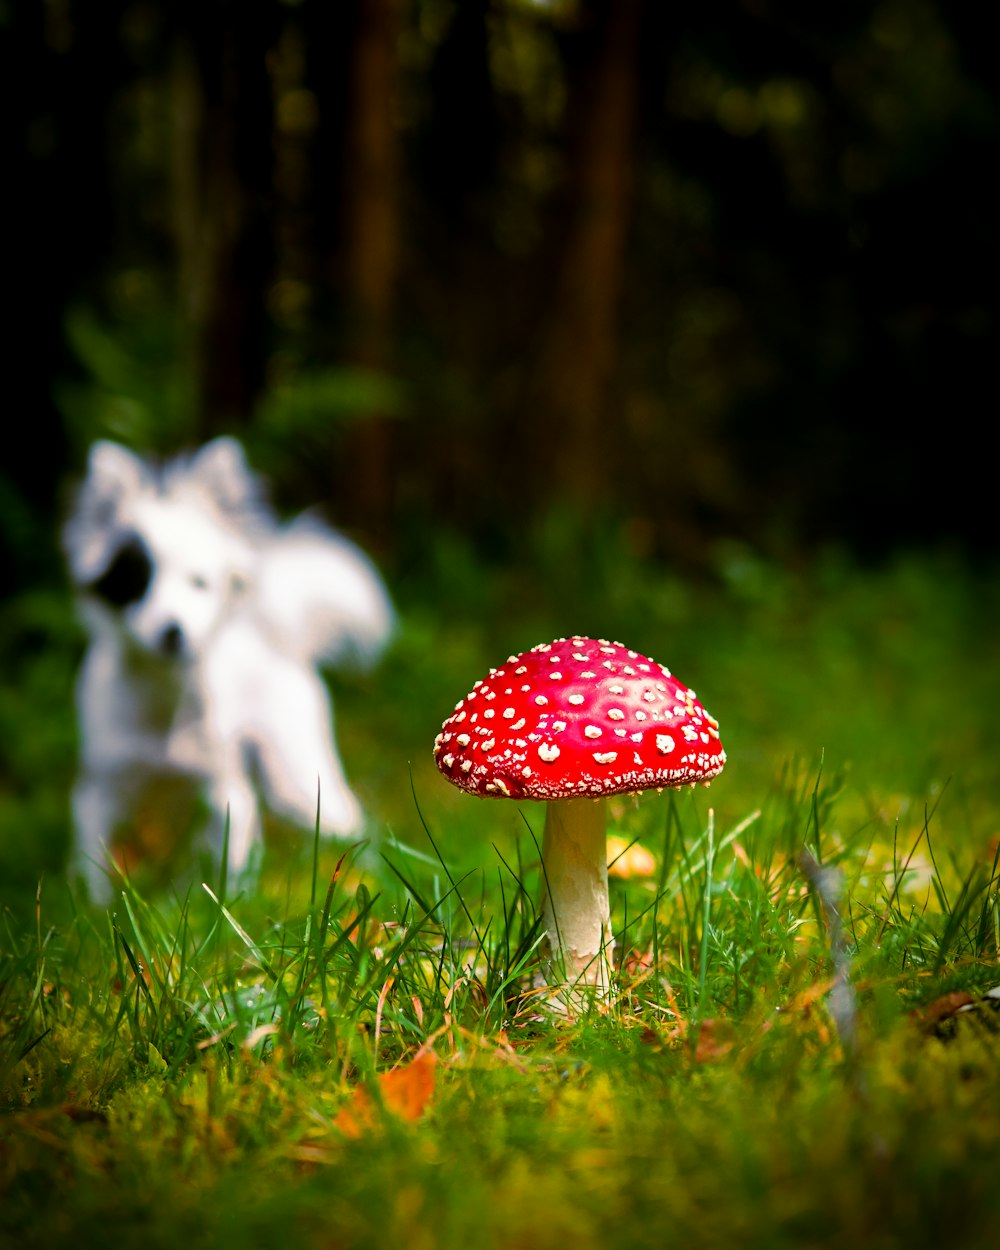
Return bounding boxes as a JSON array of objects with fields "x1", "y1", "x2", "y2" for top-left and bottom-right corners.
[
  {"x1": 63, "y1": 442, "x2": 149, "y2": 583},
  {"x1": 87, "y1": 440, "x2": 147, "y2": 497},
  {"x1": 188, "y1": 437, "x2": 258, "y2": 513}
]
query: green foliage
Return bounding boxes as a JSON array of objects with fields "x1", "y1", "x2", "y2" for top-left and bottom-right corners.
[
  {"x1": 0, "y1": 590, "x2": 80, "y2": 894},
  {"x1": 256, "y1": 367, "x2": 405, "y2": 440},
  {"x1": 56, "y1": 306, "x2": 406, "y2": 469},
  {"x1": 56, "y1": 304, "x2": 201, "y2": 458}
]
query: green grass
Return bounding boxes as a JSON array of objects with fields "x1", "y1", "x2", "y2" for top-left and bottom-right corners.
[{"x1": 2, "y1": 541, "x2": 1000, "y2": 1249}]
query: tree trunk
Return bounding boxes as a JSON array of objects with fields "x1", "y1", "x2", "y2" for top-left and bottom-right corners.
[
  {"x1": 338, "y1": 0, "x2": 401, "y2": 550},
  {"x1": 531, "y1": 0, "x2": 644, "y2": 509},
  {"x1": 168, "y1": 8, "x2": 277, "y2": 437}
]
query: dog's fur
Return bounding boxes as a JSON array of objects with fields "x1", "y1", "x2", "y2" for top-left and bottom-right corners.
[{"x1": 62, "y1": 436, "x2": 393, "y2": 900}]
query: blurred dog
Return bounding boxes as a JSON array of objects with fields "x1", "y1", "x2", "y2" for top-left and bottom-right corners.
[{"x1": 62, "y1": 436, "x2": 394, "y2": 900}]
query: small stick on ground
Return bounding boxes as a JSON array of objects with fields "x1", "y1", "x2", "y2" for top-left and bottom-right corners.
[{"x1": 798, "y1": 849, "x2": 858, "y2": 1060}]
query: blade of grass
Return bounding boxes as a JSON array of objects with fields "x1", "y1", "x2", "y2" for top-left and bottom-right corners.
[
  {"x1": 695, "y1": 808, "x2": 716, "y2": 1027},
  {"x1": 202, "y1": 884, "x2": 278, "y2": 982},
  {"x1": 410, "y1": 772, "x2": 487, "y2": 953}
]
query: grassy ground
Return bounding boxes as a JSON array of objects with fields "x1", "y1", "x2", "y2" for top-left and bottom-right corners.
[{"x1": 2, "y1": 540, "x2": 1000, "y2": 1249}]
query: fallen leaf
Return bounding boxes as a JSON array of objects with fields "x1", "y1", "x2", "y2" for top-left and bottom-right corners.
[
  {"x1": 913, "y1": 990, "x2": 975, "y2": 1030},
  {"x1": 692, "y1": 1018, "x2": 735, "y2": 1063},
  {"x1": 914, "y1": 987, "x2": 1000, "y2": 1040},
  {"x1": 607, "y1": 836, "x2": 656, "y2": 879},
  {"x1": 782, "y1": 977, "x2": 838, "y2": 1013},
  {"x1": 243, "y1": 1023, "x2": 281, "y2": 1052},
  {"x1": 334, "y1": 1051, "x2": 437, "y2": 1138}
]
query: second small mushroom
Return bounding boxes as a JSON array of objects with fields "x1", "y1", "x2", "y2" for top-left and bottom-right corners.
[{"x1": 433, "y1": 636, "x2": 726, "y2": 1011}]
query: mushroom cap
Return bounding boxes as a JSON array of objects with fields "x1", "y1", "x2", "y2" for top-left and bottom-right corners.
[{"x1": 433, "y1": 636, "x2": 726, "y2": 801}]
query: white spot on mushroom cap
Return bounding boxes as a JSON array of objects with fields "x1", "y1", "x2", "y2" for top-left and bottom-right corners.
[{"x1": 538, "y1": 742, "x2": 560, "y2": 762}]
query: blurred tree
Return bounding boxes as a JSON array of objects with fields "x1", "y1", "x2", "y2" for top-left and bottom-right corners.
[
  {"x1": 421, "y1": 0, "x2": 498, "y2": 221},
  {"x1": 167, "y1": 1, "x2": 280, "y2": 433},
  {"x1": 332, "y1": 0, "x2": 402, "y2": 548},
  {"x1": 529, "y1": 0, "x2": 644, "y2": 510}
]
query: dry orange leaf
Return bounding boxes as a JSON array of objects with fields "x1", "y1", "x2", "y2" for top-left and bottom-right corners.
[
  {"x1": 911, "y1": 990, "x2": 975, "y2": 1031},
  {"x1": 607, "y1": 836, "x2": 656, "y2": 879},
  {"x1": 334, "y1": 1051, "x2": 437, "y2": 1138},
  {"x1": 692, "y1": 1018, "x2": 735, "y2": 1063}
]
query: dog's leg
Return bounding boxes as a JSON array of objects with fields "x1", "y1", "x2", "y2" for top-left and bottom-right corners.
[
  {"x1": 253, "y1": 670, "x2": 364, "y2": 838},
  {"x1": 71, "y1": 776, "x2": 120, "y2": 903},
  {"x1": 258, "y1": 731, "x2": 364, "y2": 837},
  {"x1": 207, "y1": 772, "x2": 261, "y2": 880}
]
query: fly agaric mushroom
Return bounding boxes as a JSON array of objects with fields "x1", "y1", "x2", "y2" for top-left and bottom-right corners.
[{"x1": 433, "y1": 636, "x2": 726, "y2": 1010}]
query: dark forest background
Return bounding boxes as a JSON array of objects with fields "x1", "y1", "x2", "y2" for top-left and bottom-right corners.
[{"x1": 2, "y1": 0, "x2": 997, "y2": 593}]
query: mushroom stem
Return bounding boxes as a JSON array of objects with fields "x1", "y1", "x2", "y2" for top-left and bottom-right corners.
[{"x1": 539, "y1": 797, "x2": 613, "y2": 1007}]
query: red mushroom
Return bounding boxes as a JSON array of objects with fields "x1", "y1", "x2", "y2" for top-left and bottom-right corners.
[{"x1": 433, "y1": 636, "x2": 726, "y2": 1010}]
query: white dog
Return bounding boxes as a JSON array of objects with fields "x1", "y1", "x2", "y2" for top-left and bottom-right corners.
[{"x1": 62, "y1": 436, "x2": 394, "y2": 901}]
